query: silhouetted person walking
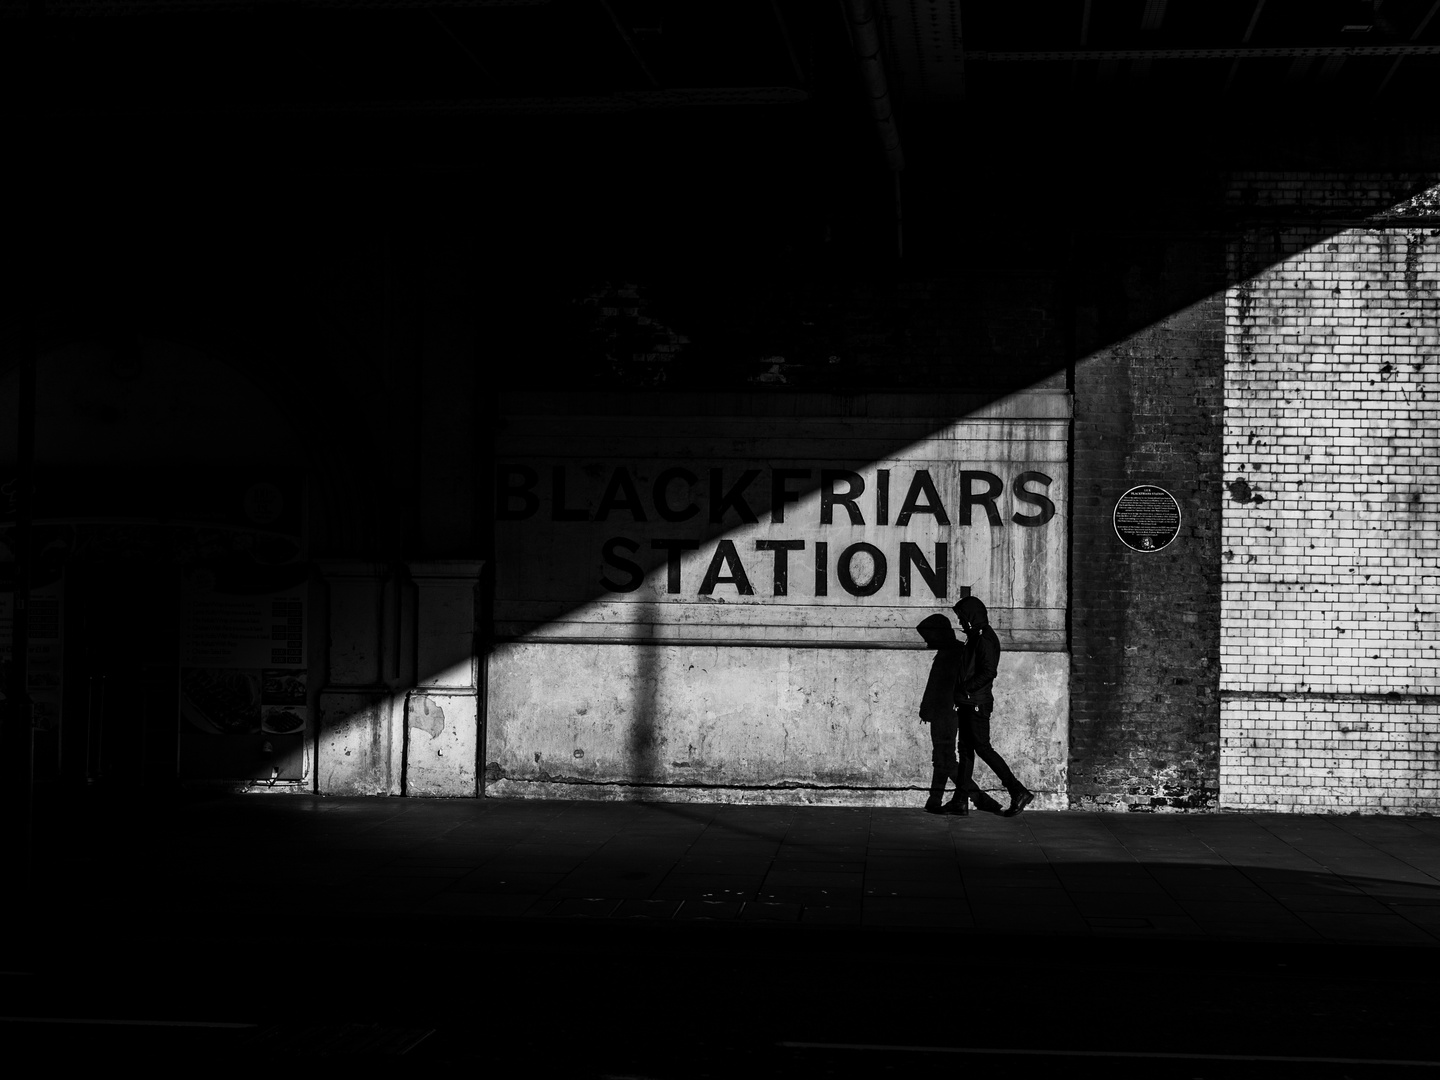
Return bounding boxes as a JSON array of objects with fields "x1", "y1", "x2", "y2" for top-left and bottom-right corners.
[
  {"x1": 916, "y1": 613, "x2": 1003, "y2": 815},
  {"x1": 953, "y1": 595, "x2": 1035, "y2": 817},
  {"x1": 916, "y1": 613, "x2": 967, "y2": 815}
]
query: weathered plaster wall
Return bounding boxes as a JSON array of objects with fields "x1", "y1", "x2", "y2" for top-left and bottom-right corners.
[
  {"x1": 485, "y1": 642, "x2": 1066, "y2": 807},
  {"x1": 484, "y1": 392, "x2": 1068, "y2": 805},
  {"x1": 316, "y1": 561, "x2": 483, "y2": 797}
]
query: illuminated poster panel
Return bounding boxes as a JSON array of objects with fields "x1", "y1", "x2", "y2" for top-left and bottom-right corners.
[{"x1": 178, "y1": 572, "x2": 307, "y2": 780}]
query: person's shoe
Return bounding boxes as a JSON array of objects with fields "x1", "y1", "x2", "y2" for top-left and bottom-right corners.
[
  {"x1": 1003, "y1": 788, "x2": 1035, "y2": 817},
  {"x1": 972, "y1": 796, "x2": 1004, "y2": 815},
  {"x1": 924, "y1": 797, "x2": 945, "y2": 814},
  {"x1": 942, "y1": 798, "x2": 969, "y2": 816}
]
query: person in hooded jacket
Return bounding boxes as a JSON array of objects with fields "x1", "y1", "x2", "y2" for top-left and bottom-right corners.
[
  {"x1": 915, "y1": 613, "x2": 966, "y2": 815},
  {"x1": 952, "y1": 595, "x2": 1036, "y2": 817},
  {"x1": 915, "y1": 613, "x2": 1004, "y2": 815}
]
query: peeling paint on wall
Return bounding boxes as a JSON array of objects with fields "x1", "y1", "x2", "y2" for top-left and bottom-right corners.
[{"x1": 409, "y1": 697, "x2": 445, "y2": 738}]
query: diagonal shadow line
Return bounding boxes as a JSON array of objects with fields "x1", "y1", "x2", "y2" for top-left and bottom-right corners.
[
  {"x1": 478, "y1": 175, "x2": 1440, "y2": 636},
  {"x1": 469, "y1": 174, "x2": 1440, "y2": 803},
  {"x1": 8, "y1": 175, "x2": 1433, "y2": 807}
]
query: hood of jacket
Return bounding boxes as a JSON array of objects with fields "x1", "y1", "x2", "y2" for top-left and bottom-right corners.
[
  {"x1": 955, "y1": 595, "x2": 990, "y2": 630},
  {"x1": 916, "y1": 613, "x2": 957, "y2": 647}
]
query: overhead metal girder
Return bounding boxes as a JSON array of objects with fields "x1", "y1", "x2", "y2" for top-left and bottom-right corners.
[
  {"x1": 968, "y1": 44, "x2": 1440, "y2": 61},
  {"x1": 843, "y1": 0, "x2": 905, "y2": 171},
  {"x1": 46, "y1": 87, "x2": 812, "y2": 116},
  {"x1": 1374, "y1": 0, "x2": 1440, "y2": 98},
  {"x1": 4, "y1": 0, "x2": 550, "y2": 12}
]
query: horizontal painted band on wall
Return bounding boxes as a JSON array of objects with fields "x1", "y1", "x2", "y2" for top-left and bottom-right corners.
[
  {"x1": 494, "y1": 599, "x2": 1065, "y2": 650},
  {"x1": 1221, "y1": 690, "x2": 1440, "y2": 704},
  {"x1": 498, "y1": 389, "x2": 1074, "y2": 420}
]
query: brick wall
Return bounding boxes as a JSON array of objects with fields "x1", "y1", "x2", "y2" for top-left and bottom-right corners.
[
  {"x1": 1221, "y1": 174, "x2": 1440, "y2": 813},
  {"x1": 1069, "y1": 292, "x2": 1227, "y2": 810}
]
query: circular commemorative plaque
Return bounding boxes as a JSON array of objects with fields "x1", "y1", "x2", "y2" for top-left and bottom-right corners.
[{"x1": 1113, "y1": 485, "x2": 1181, "y2": 552}]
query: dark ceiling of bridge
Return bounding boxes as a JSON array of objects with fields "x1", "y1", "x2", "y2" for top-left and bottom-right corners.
[{"x1": 10, "y1": 1, "x2": 1439, "y2": 119}]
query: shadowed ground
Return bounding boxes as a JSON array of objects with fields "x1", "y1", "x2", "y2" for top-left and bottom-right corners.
[{"x1": 4, "y1": 792, "x2": 1438, "y2": 1076}]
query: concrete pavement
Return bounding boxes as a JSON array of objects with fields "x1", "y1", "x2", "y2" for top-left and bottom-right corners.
[
  {"x1": 7, "y1": 790, "x2": 1440, "y2": 1074},
  {"x1": 24, "y1": 790, "x2": 1440, "y2": 947}
]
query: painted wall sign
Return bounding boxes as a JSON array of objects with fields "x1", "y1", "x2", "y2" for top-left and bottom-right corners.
[
  {"x1": 1113, "y1": 484, "x2": 1181, "y2": 552},
  {"x1": 494, "y1": 392, "x2": 1070, "y2": 649}
]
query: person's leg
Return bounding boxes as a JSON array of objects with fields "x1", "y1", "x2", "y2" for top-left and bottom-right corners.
[
  {"x1": 966, "y1": 775, "x2": 1005, "y2": 814},
  {"x1": 953, "y1": 709, "x2": 1000, "y2": 813},
  {"x1": 942, "y1": 734, "x2": 973, "y2": 815},
  {"x1": 926, "y1": 713, "x2": 958, "y2": 813},
  {"x1": 965, "y1": 708, "x2": 1035, "y2": 815}
]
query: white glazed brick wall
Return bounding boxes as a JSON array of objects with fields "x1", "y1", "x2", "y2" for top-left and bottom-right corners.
[{"x1": 1221, "y1": 178, "x2": 1440, "y2": 813}]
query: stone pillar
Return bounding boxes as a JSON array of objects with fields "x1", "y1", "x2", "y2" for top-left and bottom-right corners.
[
  {"x1": 317, "y1": 561, "x2": 406, "y2": 795},
  {"x1": 403, "y1": 560, "x2": 484, "y2": 797}
]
